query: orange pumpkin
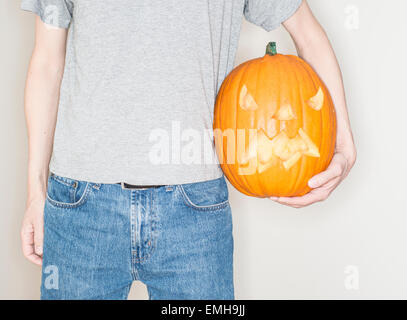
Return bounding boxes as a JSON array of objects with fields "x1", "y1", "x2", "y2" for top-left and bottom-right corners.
[{"x1": 214, "y1": 42, "x2": 337, "y2": 197}]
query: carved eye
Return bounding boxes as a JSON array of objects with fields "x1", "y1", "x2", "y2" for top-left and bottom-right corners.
[
  {"x1": 307, "y1": 87, "x2": 324, "y2": 111},
  {"x1": 239, "y1": 85, "x2": 259, "y2": 111}
]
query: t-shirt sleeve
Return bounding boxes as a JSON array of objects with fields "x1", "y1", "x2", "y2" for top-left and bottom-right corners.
[
  {"x1": 244, "y1": 0, "x2": 303, "y2": 32},
  {"x1": 21, "y1": 0, "x2": 73, "y2": 29}
]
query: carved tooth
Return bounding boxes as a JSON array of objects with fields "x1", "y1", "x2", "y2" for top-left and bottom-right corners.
[
  {"x1": 257, "y1": 130, "x2": 274, "y2": 164},
  {"x1": 269, "y1": 131, "x2": 291, "y2": 161},
  {"x1": 287, "y1": 134, "x2": 308, "y2": 154},
  {"x1": 237, "y1": 129, "x2": 258, "y2": 165},
  {"x1": 266, "y1": 118, "x2": 278, "y2": 139},
  {"x1": 239, "y1": 127, "x2": 321, "y2": 174},
  {"x1": 283, "y1": 152, "x2": 302, "y2": 170},
  {"x1": 238, "y1": 158, "x2": 257, "y2": 176},
  {"x1": 258, "y1": 160, "x2": 274, "y2": 174},
  {"x1": 298, "y1": 128, "x2": 320, "y2": 158}
]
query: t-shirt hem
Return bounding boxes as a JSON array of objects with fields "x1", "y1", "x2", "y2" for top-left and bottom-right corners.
[{"x1": 48, "y1": 164, "x2": 224, "y2": 186}]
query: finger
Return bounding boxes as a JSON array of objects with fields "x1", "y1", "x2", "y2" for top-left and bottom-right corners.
[
  {"x1": 272, "y1": 180, "x2": 340, "y2": 208},
  {"x1": 308, "y1": 165, "x2": 342, "y2": 188},
  {"x1": 25, "y1": 253, "x2": 43, "y2": 266},
  {"x1": 308, "y1": 156, "x2": 346, "y2": 188},
  {"x1": 275, "y1": 188, "x2": 330, "y2": 207},
  {"x1": 34, "y1": 221, "x2": 44, "y2": 256},
  {"x1": 319, "y1": 175, "x2": 342, "y2": 190},
  {"x1": 270, "y1": 196, "x2": 302, "y2": 208},
  {"x1": 21, "y1": 223, "x2": 42, "y2": 266},
  {"x1": 21, "y1": 222, "x2": 34, "y2": 256}
]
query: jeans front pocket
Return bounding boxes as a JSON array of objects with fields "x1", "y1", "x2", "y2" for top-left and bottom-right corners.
[
  {"x1": 177, "y1": 176, "x2": 230, "y2": 212},
  {"x1": 46, "y1": 172, "x2": 92, "y2": 209}
]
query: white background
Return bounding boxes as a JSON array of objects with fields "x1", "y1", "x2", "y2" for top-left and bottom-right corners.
[{"x1": 1, "y1": 0, "x2": 406, "y2": 299}]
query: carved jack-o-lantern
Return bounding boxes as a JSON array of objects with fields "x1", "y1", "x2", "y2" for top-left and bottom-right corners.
[{"x1": 214, "y1": 42, "x2": 337, "y2": 197}]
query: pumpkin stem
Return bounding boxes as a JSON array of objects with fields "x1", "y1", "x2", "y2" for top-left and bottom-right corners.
[{"x1": 266, "y1": 42, "x2": 277, "y2": 56}]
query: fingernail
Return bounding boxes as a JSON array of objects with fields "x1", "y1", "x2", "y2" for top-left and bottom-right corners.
[
  {"x1": 308, "y1": 180, "x2": 317, "y2": 188},
  {"x1": 270, "y1": 197, "x2": 279, "y2": 201},
  {"x1": 35, "y1": 246, "x2": 43, "y2": 255}
]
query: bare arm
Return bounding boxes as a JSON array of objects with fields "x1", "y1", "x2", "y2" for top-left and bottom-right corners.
[
  {"x1": 270, "y1": 1, "x2": 357, "y2": 207},
  {"x1": 21, "y1": 17, "x2": 68, "y2": 265}
]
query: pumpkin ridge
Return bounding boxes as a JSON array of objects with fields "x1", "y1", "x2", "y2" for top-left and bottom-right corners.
[
  {"x1": 216, "y1": 66, "x2": 247, "y2": 195},
  {"x1": 286, "y1": 56, "x2": 306, "y2": 195},
  {"x1": 226, "y1": 68, "x2": 252, "y2": 195},
  {"x1": 294, "y1": 57, "x2": 316, "y2": 194},
  {"x1": 235, "y1": 61, "x2": 257, "y2": 195},
  {"x1": 296, "y1": 58, "x2": 323, "y2": 191},
  {"x1": 278, "y1": 56, "x2": 294, "y2": 195},
  {"x1": 253, "y1": 60, "x2": 268, "y2": 196}
]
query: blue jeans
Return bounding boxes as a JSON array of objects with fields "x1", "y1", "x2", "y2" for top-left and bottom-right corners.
[{"x1": 41, "y1": 173, "x2": 234, "y2": 300}]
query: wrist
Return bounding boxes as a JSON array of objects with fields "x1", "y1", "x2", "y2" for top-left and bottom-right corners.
[
  {"x1": 335, "y1": 134, "x2": 357, "y2": 166},
  {"x1": 27, "y1": 171, "x2": 48, "y2": 202},
  {"x1": 27, "y1": 186, "x2": 46, "y2": 203}
]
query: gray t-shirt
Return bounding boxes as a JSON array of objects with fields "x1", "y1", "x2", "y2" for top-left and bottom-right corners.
[{"x1": 21, "y1": 0, "x2": 302, "y2": 185}]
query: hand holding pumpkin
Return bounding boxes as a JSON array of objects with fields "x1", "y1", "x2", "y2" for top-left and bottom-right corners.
[{"x1": 270, "y1": 145, "x2": 356, "y2": 208}]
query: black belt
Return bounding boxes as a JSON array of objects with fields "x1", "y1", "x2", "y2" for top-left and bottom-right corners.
[{"x1": 117, "y1": 182, "x2": 164, "y2": 190}]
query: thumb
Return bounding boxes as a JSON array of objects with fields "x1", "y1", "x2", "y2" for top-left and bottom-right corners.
[
  {"x1": 308, "y1": 156, "x2": 344, "y2": 188},
  {"x1": 308, "y1": 170, "x2": 332, "y2": 188}
]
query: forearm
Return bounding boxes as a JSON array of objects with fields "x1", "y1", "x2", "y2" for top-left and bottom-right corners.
[
  {"x1": 24, "y1": 53, "x2": 64, "y2": 202},
  {"x1": 295, "y1": 33, "x2": 355, "y2": 156},
  {"x1": 284, "y1": 1, "x2": 356, "y2": 162}
]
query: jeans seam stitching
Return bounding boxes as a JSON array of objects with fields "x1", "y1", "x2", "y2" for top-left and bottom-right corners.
[
  {"x1": 46, "y1": 182, "x2": 92, "y2": 208},
  {"x1": 177, "y1": 185, "x2": 229, "y2": 211},
  {"x1": 134, "y1": 190, "x2": 157, "y2": 264},
  {"x1": 50, "y1": 175, "x2": 74, "y2": 187}
]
